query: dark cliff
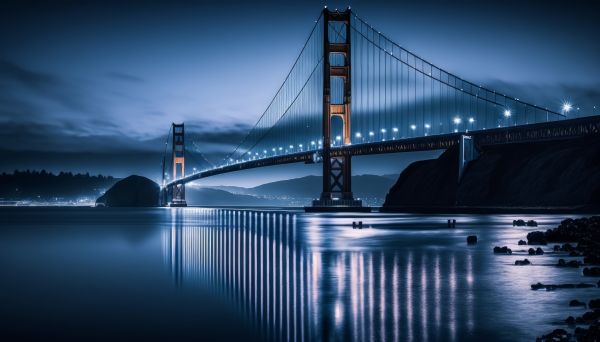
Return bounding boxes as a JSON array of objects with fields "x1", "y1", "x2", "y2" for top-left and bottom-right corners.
[
  {"x1": 96, "y1": 175, "x2": 159, "y2": 207},
  {"x1": 383, "y1": 136, "x2": 600, "y2": 209}
]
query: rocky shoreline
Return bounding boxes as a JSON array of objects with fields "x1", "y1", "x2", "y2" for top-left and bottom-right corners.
[{"x1": 502, "y1": 216, "x2": 600, "y2": 341}]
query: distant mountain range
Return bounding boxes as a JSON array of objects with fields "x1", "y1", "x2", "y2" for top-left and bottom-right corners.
[{"x1": 187, "y1": 174, "x2": 398, "y2": 207}]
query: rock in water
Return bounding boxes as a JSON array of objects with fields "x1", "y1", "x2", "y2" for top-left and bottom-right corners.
[
  {"x1": 96, "y1": 175, "x2": 159, "y2": 207},
  {"x1": 467, "y1": 235, "x2": 477, "y2": 244}
]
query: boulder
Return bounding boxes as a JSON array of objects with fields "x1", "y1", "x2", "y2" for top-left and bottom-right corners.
[
  {"x1": 515, "y1": 259, "x2": 531, "y2": 266},
  {"x1": 527, "y1": 231, "x2": 547, "y2": 245},
  {"x1": 467, "y1": 235, "x2": 477, "y2": 244},
  {"x1": 570, "y1": 299, "x2": 586, "y2": 307},
  {"x1": 589, "y1": 299, "x2": 600, "y2": 309},
  {"x1": 527, "y1": 220, "x2": 538, "y2": 227},
  {"x1": 518, "y1": 240, "x2": 527, "y2": 245},
  {"x1": 514, "y1": 219, "x2": 526, "y2": 227},
  {"x1": 493, "y1": 246, "x2": 512, "y2": 254},
  {"x1": 536, "y1": 328, "x2": 569, "y2": 342},
  {"x1": 95, "y1": 175, "x2": 159, "y2": 207},
  {"x1": 583, "y1": 267, "x2": 600, "y2": 277}
]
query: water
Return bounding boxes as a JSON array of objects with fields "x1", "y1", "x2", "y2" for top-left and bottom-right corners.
[{"x1": 0, "y1": 207, "x2": 594, "y2": 341}]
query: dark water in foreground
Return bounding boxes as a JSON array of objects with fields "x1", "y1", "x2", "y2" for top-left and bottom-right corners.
[{"x1": 0, "y1": 207, "x2": 595, "y2": 341}]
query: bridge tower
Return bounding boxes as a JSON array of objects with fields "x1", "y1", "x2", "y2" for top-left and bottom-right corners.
[
  {"x1": 170, "y1": 123, "x2": 187, "y2": 207},
  {"x1": 309, "y1": 8, "x2": 368, "y2": 212}
]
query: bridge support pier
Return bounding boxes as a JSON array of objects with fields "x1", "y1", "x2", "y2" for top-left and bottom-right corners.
[
  {"x1": 307, "y1": 8, "x2": 369, "y2": 213},
  {"x1": 458, "y1": 135, "x2": 478, "y2": 181}
]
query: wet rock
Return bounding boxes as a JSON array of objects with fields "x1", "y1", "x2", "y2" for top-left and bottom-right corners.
[
  {"x1": 589, "y1": 299, "x2": 600, "y2": 309},
  {"x1": 518, "y1": 240, "x2": 527, "y2": 245},
  {"x1": 531, "y1": 282, "x2": 596, "y2": 290},
  {"x1": 570, "y1": 299, "x2": 586, "y2": 307},
  {"x1": 527, "y1": 220, "x2": 538, "y2": 227},
  {"x1": 493, "y1": 246, "x2": 512, "y2": 254},
  {"x1": 580, "y1": 310, "x2": 600, "y2": 323},
  {"x1": 536, "y1": 328, "x2": 569, "y2": 342},
  {"x1": 561, "y1": 243, "x2": 574, "y2": 252},
  {"x1": 557, "y1": 259, "x2": 580, "y2": 268},
  {"x1": 528, "y1": 248, "x2": 536, "y2": 255},
  {"x1": 527, "y1": 231, "x2": 547, "y2": 245},
  {"x1": 583, "y1": 267, "x2": 600, "y2": 276},
  {"x1": 514, "y1": 259, "x2": 531, "y2": 266},
  {"x1": 467, "y1": 235, "x2": 477, "y2": 244},
  {"x1": 536, "y1": 247, "x2": 544, "y2": 255},
  {"x1": 553, "y1": 244, "x2": 561, "y2": 251},
  {"x1": 573, "y1": 325, "x2": 600, "y2": 341},
  {"x1": 514, "y1": 219, "x2": 526, "y2": 226},
  {"x1": 565, "y1": 316, "x2": 576, "y2": 325}
]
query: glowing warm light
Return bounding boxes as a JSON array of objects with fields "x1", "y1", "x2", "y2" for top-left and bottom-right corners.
[
  {"x1": 410, "y1": 124, "x2": 416, "y2": 130},
  {"x1": 381, "y1": 128, "x2": 386, "y2": 133},
  {"x1": 311, "y1": 141, "x2": 316, "y2": 145},
  {"x1": 453, "y1": 117, "x2": 462, "y2": 124},
  {"x1": 503, "y1": 110, "x2": 511, "y2": 117},
  {"x1": 392, "y1": 127, "x2": 398, "y2": 132},
  {"x1": 424, "y1": 123, "x2": 431, "y2": 129},
  {"x1": 355, "y1": 132, "x2": 362, "y2": 138},
  {"x1": 335, "y1": 135, "x2": 341, "y2": 141},
  {"x1": 562, "y1": 102, "x2": 572, "y2": 113},
  {"x1": 368, "y1": 131, "x2": 374, "y2": 136},
  {"x1": 468, "y1": 117, "x2": 475, "y2": 123}
]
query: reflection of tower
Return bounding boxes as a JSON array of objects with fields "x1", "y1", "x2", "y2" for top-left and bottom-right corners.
[
  {"x1": 171, "y1": 123, "x2": 187, "y2": 207},
  {"x1": 164, "y1": 209, "x2": 183, "y2": 287}
]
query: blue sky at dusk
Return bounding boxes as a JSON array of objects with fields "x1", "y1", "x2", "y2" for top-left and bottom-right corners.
[{"x1": 1, "y1": 0, "x2": 598, "y2": 186}]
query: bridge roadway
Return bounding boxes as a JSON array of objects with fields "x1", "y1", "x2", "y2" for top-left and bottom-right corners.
[{"x1": 165, "y1": 115, "x2": 600, "y2": 188}]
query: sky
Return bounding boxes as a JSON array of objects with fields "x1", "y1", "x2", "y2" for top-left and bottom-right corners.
[{"x1": 1, "y1": 0, "x2": 599, "y2": 186}]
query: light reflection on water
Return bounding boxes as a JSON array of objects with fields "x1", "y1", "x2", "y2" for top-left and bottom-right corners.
[
  {"x1": 1, "y1": 207, "x2": 595, "y2": 341},
  {"x1": 163, "y1": 209, "x2": 488, "y2": 341}
]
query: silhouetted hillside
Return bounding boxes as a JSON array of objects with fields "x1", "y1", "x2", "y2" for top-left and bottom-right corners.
[
  {"x1": 0, "y1": 170, "x2": 118, "y2": 201},
  {"x1": 96, "y1": 175, "x2": 159, "y2": 207},
  {"x1": 186, "y1": 188, "x2": 279, "y2": 206},
  {"x1": 383, "y1": 136, "x2": 600, "y2": 209},
  {"x1": 206, "y1": 174, "x2": 397, "y2": 206}
]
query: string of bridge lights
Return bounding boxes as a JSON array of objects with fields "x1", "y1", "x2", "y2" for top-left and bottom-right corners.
[{"x1": 166, "y1": 98, "x2": 586, "y2": 180}]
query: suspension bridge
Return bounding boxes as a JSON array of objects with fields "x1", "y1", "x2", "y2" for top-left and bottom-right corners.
[{"x1": 159, "y1": 7, "x2": 600, "y2": 210}]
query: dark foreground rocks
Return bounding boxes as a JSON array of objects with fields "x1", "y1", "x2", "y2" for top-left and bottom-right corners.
[
  {"x1": 515, "y1": 259, "x2": 531, "y2": 266},
  {"x1": 467, "y1": 235, "x2": 477, "y2": 244},
  {"x1": 527, "y1": 217, "x2": 600, "y2": 267},
  {"x1": 531, "y1": 282, "x2": 596, "y2": 291},
  {"x1": 95, "y1": 175, "x2": 159, "y2": 207},
  {"x1": 493, "y1": 246, "x2": 512, "y2": 254}
]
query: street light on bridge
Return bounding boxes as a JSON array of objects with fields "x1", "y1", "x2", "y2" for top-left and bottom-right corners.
[
  {"x1": 424, "y1": 123, "x2": 430, "y2": 136},
  {"x1": 562, "y1": 102, "x2": 572, "y2": 115},
  {"x1": 453, "y1": 117, "x2": 461, "y2": 132}
]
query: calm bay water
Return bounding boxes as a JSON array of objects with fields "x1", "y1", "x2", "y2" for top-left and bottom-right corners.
[{"x1": 0, "y1": 207, "x2": 594, "y2": 341}]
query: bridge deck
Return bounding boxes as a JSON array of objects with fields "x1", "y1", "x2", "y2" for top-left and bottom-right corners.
[{"x1": 166, "y1": 115, "x2": 600, "y2": 187}]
